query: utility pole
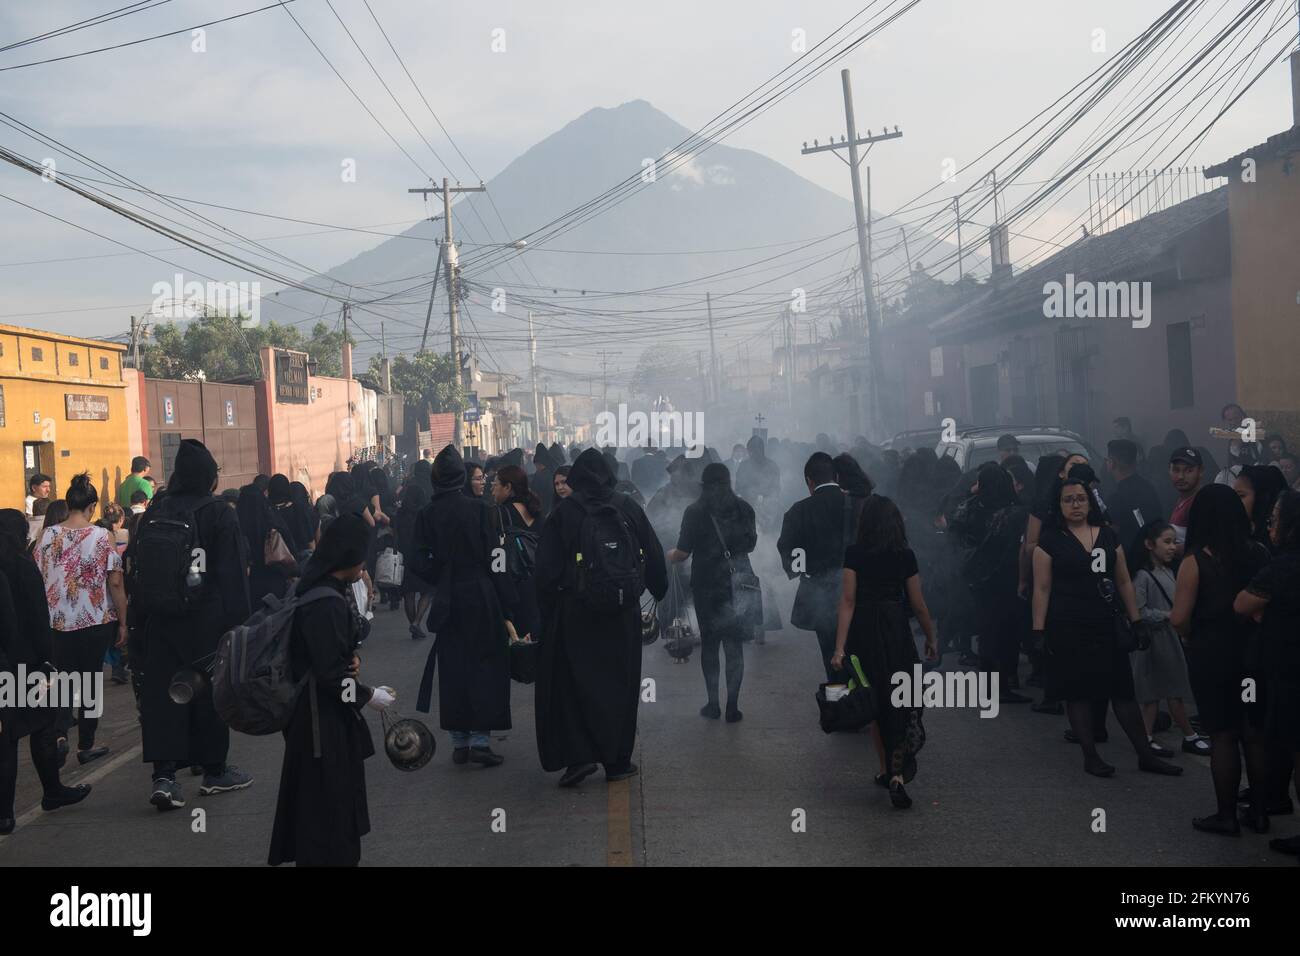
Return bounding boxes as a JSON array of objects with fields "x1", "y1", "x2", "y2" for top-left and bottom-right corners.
[
  {"x1": 129, "y1": 315, "x2": 140, "y2": 369},
  {"x1": 408, "y1": 178, "x2": 485, "y2": 448},
  {"x1": 381, "y1": 323, "x2": 394, "y2": 460},
  {"x1": 696, "y1": 351, "x2": 707, "y2": 409},
  {"x1": 953, "y1": 197, "x2": 964, "y2": 280},
  {"x1": 528, "y1": 311, "x2": 542, "y2": 445},
  {"x1": 706, "y1": 292, "x2": 719, "y2": 404},
  {"x1": 800, "y1": 68, "x2": 901, "y2": 438}
]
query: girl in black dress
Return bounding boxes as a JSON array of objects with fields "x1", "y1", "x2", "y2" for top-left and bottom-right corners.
[
  {"x1": 1171, "y1": 482, "x2": 1270, "y2": 834},
  {"x1": 831, "y1": 496, "x2": 938, "y2": 810},
  {"x1": 1233, "y1": 489, "x2": 1300, "y2": 855},
  {"x1": 1032, "y1": 476, "x2": 1183, "y2": 779}
]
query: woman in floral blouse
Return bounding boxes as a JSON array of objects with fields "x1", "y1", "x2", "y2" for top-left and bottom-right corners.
[{"x1": 35, "y1": 473, "x2": 127, "y2": 766}]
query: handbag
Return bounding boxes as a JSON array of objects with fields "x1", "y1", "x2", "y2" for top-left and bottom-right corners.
[
  {"x1": 709, "y1": 514, "x2": 762, "y2": 627},
  {"x1": 375, "y1": 547, "x2": 404, "y2": 588},
  {"x1": 1097, "y1": 574, "x2": 1148, "y2": 652},
  {"x1": 509, "y1": 639, "x2": 539, "y2": 684},
  {"x1": 264, "y1": 528, "x2": 297, "y2": 573},
  {"x1": 815, "y1": 654, "x2": 878, "y2": 733}
]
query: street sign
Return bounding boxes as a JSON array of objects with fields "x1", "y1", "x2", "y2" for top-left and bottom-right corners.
[{"x1": 464, "y1": 392, "x2": 481, "y2": 423}]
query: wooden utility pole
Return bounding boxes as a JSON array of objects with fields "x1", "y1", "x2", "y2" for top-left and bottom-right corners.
[
  {"x1": 528, "y1": 311, "x2": 542, "y2": 445},
  {"x1": 800, "y1": 68, "x2": 901, "y2": 437},
  {"x1": 408, "y1": 178, "x2": 485, "y2": 448}
]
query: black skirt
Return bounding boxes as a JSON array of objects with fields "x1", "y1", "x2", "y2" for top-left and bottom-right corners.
[{"x1": 1044, "y1": 622, "x2": 1136, "y2": 702}]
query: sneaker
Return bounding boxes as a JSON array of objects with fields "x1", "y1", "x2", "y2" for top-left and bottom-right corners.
[
  {"x1": 605, "y1": 762, "x2": 639, "y2": 782},
  {"x1": 452, "y1": 747, "x2": 469, "y2": 765},
  {"x1": 150, "y1": 778, "x2": 185, "y2": 811},
  {"x1": 467, "y1": 746, "x2": 504, "y2": 767},
  {"x1": 1181, "y1": 735, "x2": 1211, "y2": 755},
  {"x1": 1147, "y1": 739, "x2": 1175, "y2": 758},
  {"x1": 200, "y1": 766, "x2": 253, "y2": 795}
]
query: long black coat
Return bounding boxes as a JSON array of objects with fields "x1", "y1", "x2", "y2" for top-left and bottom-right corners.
[
  {"x1": 411, "y1": 466, "x2": 514, "y2": 732},
  {"x1": 268, "y1": 576, "x2": 374, "y2": 867},
  {"x1": 676, "y1": 493, "x2": 757, "y2": 636},
  {"x1": 0, "y1": 554, "x2": 57, "y2": 739},
  {"x1": 534, "y1": 450, "x2": 668, "y2": 772},
  {"x1": 130, "y1": 493, "x2": 251, "y2": 765}
]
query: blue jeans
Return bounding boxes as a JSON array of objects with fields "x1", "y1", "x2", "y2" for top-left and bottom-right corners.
[{"x1": 449, "y1": 731, "x2": 489, "y2": 749}]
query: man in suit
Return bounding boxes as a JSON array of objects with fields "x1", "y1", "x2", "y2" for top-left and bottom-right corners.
[{"x1": 777, "y1": 453, "x2": 849, "y2": 679}]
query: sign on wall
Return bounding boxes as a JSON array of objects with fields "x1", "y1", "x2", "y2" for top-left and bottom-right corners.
[
  {"x1": 64, "y1": 393, "x2": 109, "y2": 421},
  {"x1": 274, "y1": 350, "x2": 309, "y2": 404},
  {"x1": 163, "y1": 396, "x2": 175, "y2": 424},
  {"x1": 225, "y1": 399, "x2": 235, "y2": 426}
]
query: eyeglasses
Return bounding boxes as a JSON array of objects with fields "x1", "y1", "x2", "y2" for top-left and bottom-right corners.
[{"x1": 1061, "y1": 495, "x2": 1089, "y2": 505}]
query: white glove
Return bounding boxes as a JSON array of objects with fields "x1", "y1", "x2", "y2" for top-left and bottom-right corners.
[{"x1": 367, "y1": 685, "x2": 396, "y2": 711}]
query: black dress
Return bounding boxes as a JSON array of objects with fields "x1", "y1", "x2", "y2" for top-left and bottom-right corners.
[
  {"x1": 843, "y1": 545, "x2": 923, "y2": 777},
  {"x1": 1039, "y1": 525, "x2": 1136, "y2": 702},
  {"x1": 1246, "y1": 550, "x2": 1300, "y2": 750},
  {"x1": 1185, "y1": 545, "x2": 1269, "y2": 735},
  {"x1": 268, "y1": 576, "x2": 374, "y2": 867}
]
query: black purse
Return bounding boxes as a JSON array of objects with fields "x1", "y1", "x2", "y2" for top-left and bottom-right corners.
[
  {"x1": 709, "y1": 514, "x2": 763, "y2": 627},
  {"x1": 1097, "y1": 575, "x2": 1149, "y2": 652}
]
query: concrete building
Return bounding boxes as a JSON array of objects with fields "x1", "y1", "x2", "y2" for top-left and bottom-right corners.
[
  {"x1": 1204, "y1": 124, "x2": 1300, "y2": 446},
  {"x1": 257, "y1": 346, "x2": 378, "y2": 498},
  {"x1": 0, "y1": 323, "x2": 131, "y2": 510},
  {"x1": 928, "y1": 188, "x2": 1232, "y2": 453}
]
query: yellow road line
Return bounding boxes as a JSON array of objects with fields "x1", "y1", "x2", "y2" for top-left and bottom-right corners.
[{"x1": 606, "y1": 777, "x2": 634, "y2": 866}]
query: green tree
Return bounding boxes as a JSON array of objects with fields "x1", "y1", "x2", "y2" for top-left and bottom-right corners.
[
  {"x1": 358, "y1": 350, "x2": 463, "y2": 437},
  {"x1": 630, "y1": 344, "x2": 691, "y2": 401},
  {"x1": 137, "y1": 314, "x2": 354, "y2": 381}
]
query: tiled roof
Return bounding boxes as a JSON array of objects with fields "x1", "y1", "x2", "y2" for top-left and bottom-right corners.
[
  {"x1": 930, "y1": 186, "x2": 1227, "y2": 337},
  {"x1": 1203, "y1": 125, "x2": 1300, "y2": 178}
]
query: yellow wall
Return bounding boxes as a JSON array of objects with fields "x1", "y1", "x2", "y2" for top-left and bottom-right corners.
[
  {"x1": 0, "y1": 324, "x2": 130, "y2": 511},
  {"x1": 1226, "y1": 153, "x2": 1300, "y2": 445}
]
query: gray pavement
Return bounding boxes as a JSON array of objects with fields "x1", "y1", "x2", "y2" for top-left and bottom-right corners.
[{"x1": 1, "y1": 604, "x2": 1294, "y2": 867}]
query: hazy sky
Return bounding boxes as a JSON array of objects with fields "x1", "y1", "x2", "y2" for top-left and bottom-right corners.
[{"x1": 1, "y1": 0, "x2": 1295, "y2": 367}]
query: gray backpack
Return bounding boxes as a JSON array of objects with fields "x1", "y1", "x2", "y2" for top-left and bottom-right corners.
[{"x1": 212, "y1": 586, "x2": 345, "y2": 755}]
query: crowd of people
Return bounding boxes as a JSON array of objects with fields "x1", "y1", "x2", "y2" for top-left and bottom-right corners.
[{"x1": 2, "y1": 404, "x2": 1297, "y2": 866}]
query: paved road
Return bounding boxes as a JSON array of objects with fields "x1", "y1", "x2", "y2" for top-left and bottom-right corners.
[{"x1": 2, "y1": 602, "x2": 1294, "y2": 867}]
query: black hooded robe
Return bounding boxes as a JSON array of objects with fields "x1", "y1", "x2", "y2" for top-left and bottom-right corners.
[
  {"x1": 269, "y1": 515, "x2": 375, "y2": 868},
  {"x1": 533, "y1": 449, "x2": 668, "y2": 772},
  {"x1": 412, "y1": 445, "x2": 514, "y2": 732},
  {"x1": 131, "y1": 440, "x2": 251, "y2": 768}
]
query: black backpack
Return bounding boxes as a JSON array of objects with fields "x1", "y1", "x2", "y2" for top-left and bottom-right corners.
[
  {"x1": 127, "y1": 496, "x2": 218, "y2": 616},
  {"x1": 574, "y1": 495, "x2": 644, "y2": 613},
  {"x1": 498, "y1": 504, "x2": 539, "y2": 582}
]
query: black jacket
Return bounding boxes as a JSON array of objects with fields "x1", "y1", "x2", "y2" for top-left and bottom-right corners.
[{"x1": 777, "y1": 484, "x2": 851, "y2": 632}]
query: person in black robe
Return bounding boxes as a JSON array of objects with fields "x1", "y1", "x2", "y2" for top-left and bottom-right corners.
[
  {"x1": 268, "y1": 514, "x2": 392, "y2": 867},
  {"x1": 532, "y1": 444, "x2": 555, "y2": 516},
  {"x1": 268, "y1": 474, "x2": 308, "y2": 557},
  {"x1": 237, "y1": 484, "x2": 293, "y2": 607},
  {"x1": 0, "y1": 511, "x2": 92, "y2": 832},
  {"x1": 736, "y1": 435, "x2": 782, "y2": 533},
  {"x1": 412, "y1": 445, "x2": 514, "y2": 767},
  {"x1": 534, "y1": 448, "x2": 668, "y2": 786},
  {"x1": 131, "y1": 439, "x2": 252, "y2": 810},
  {"x1": 288, "y1": 481, "x2": 319, "y2": 556}
]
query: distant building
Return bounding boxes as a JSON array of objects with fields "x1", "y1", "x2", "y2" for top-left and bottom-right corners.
[
  {"x1": 928, "y1": 188, "x2": 1232, "y2": 452},
  {"x1": 0, "y1": 323, "x2": 132, "y2": 510},
  {"x1": 1204, "y1": 124, "x2": 1300, "y2": 445}
]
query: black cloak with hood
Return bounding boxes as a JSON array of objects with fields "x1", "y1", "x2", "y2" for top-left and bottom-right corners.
[
  {"x1": 533, "y1": 448, "x2": 668, "y2": 772},
  {"x1": 269, "y1": 513, "x2": 375, "y2": 867},
  {"x1": 411, "y1": 445, "x2": 514, "y2": 731},
  {"x1": 532, "y1": 445, "x2": 555, "y2": 515},
  {"x1": 131, "y1": 439, "x2": 251, "y2": 766},
  {"x1": 236, "y1": 483, "x2": 293, "y2": 605}
]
